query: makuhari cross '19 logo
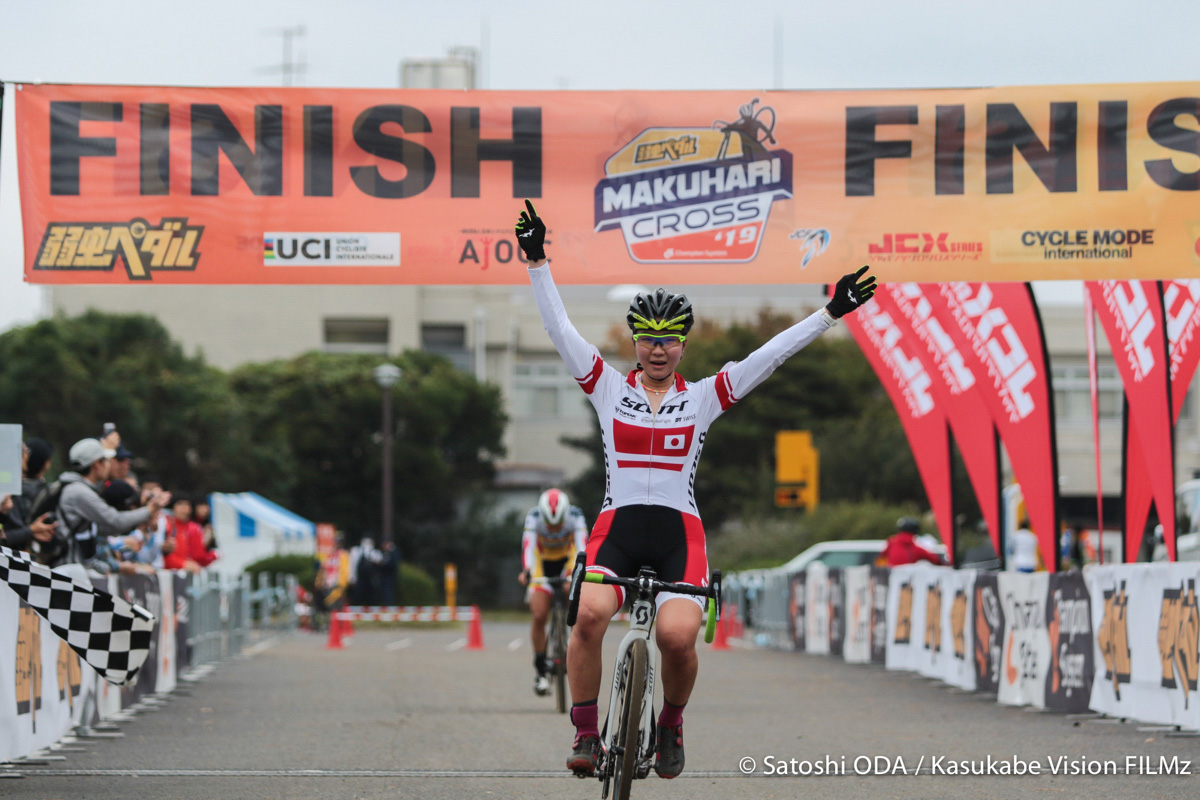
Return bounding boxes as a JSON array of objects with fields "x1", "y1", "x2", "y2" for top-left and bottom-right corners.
[
  {"x1": 34, "y1": 218, "x2": 203, "y2": 280},
  {"x1": 594, "y1": 99, "x2": 793, "y2": 263}
]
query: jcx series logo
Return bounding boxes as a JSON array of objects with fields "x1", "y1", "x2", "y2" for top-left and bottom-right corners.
[
  {"x1": 594, "y1": 99, "x2": 794, "y2": 263},
  {"x1": 868, "y1": 232, "x2": 983, "y2": 261},
  {"x1": 34, "y1": 217, "x2": 203, "y2": 280}
]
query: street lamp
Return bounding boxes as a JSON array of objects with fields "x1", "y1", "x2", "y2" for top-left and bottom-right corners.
[{"x1": 373, "y1": 363, "x2": 403, "y2": 546}]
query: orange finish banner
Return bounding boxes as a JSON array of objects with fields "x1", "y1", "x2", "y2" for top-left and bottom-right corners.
[{"x1": 13, "y1": 81, "x2": 1200, "y2": 285}]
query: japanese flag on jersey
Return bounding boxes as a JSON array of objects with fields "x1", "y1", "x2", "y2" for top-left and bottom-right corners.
[{"x1": 613, "y1": 420, "x2": 695, "y2": 471}]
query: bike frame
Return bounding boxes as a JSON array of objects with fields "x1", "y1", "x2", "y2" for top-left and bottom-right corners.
[{"x1": 600, "y1": 589, "x2": 659, "y2": 778}]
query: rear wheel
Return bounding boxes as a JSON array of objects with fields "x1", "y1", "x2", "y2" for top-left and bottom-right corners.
[{"x1": 611, "y1": 638, "x2": 647, "y2": 800}]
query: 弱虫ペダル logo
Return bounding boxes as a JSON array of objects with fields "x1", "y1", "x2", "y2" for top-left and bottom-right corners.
[
  {"x1": 894, "y1": 581, "x2": 914, "y2": 645},
  {"x1": 1098, "y1": 582, "x2": 1132, "y2": 700},
  {"x1": 34, "y1": 218, "x2": 203, "y2": 280},
  {"x1": 594, "y1": 99, "x2": 793, "y2": 264},
  {"x1": 951, "y1": 588, "x2": 968, "y2": 660},
  {"x1": 924, "y1": 582, "x2": 942, "y2": 653},
  {"x1": 1158, "y1": 579, "x2": 1199, "y2": 707}
]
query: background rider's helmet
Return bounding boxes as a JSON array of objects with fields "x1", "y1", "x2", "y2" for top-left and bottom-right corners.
[
  {"x1": 896, "y1": 517, "x2": 920, "y2": 534},
  {"x1": 538, "y1": 488, "x2": 570, "y2": 528},
  {"x1": 627, "y1": 288, "x2": 694, "y2": 336}
]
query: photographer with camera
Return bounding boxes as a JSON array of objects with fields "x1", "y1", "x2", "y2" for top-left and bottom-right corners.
[{"x1": 33, "y1": 438, "x2": 171, "y2": 572}]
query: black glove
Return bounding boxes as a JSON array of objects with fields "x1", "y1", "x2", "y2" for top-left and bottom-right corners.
[
  {"x1": 826, "y1": 266, "x2": 877, "y2": 318},
  {"x1": 514, "y1": 199, "x2": 547, "y2": 262}
]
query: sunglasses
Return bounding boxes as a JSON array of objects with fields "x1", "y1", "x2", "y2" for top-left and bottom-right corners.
[{"x1": 633, "y1": 333, "x2": 686, "y2": 349}]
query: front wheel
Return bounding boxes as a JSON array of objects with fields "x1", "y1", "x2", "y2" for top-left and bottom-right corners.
[
  {"x1": 551, "y1": 603, "x2": 569, "y2": 713},
  {"x1": 611, "y1": 638, "x2": 647, "y2": 800}
]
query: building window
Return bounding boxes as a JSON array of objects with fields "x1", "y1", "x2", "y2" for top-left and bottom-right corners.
[
  {"x1": 421, "y1": 323, "x2": 473, "y2": 373},
  {"x1": 512, "y1": 362, "x2": 591, "y2": 419},
  {"x1": 324, "y1": 318, "x2": 389, "y2": 354},
  {"x1": 1051, "y1": 362, "x2": 1121, "y2": 421}
]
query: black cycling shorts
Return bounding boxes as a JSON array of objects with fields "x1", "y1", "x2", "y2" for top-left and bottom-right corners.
[{"x1": 585, "y1": 505, "x2": 709, "y2": 609}]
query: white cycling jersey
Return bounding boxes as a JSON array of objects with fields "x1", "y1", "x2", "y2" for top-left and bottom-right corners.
[
  {"x1": 522, "y1": 504, "x2": 590, "y2": 570},
  {"x1": 529, "y1": 263, "x2": 835, "y2": 518}
]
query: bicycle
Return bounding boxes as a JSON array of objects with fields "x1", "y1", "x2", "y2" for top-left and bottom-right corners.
[
  {"x1": 530, "y1": 575, "x2": 571, "y2": 713},
  {"x1": 566, "y1": 554, "x2": 721, "y2": 800}
]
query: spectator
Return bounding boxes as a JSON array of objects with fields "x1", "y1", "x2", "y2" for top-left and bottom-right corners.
[
  {"x1": 38, "y1": 437, "x2": 171, "y2": 572},
  {"x1": 377, "y1": 540, "x2": 400, "y2": 606},
  {"x1": 163, "y1": 495, "x2": 217, "y2": 574},
  {"x1": 14, "y1": 438, "x2": 54, "y2": 524},
  {"x1": 99, "y1": 479, "x2": 155, "y2": 575},
  {"x1": 880, "y1": 517, "x2": 945, "y2": 567},
  {"x1": 193, "y1": 496, "x2": 217, "y2": 553},
  {"x1": 1009, "y1": 518, "x2": 1041, "y2": 573},
  {"x1": 130, "y1": 476, "x2": 171, "y2": 568},
  {"x1": 1, "y1": 441, "x2": 58, "y2": 552},
  {"x1": 109, "y1": 444, "x2": 138, "y2": 492},
  {"x1": 350, "y1": 537, "x2": 380, "y2": 605},
  {"x1": 314, "y1": 534, "x2": 351, "y2": 629}
]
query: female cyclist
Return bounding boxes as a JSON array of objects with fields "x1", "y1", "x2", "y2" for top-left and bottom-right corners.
[{"x1": 515, "y1": 201, "x2": 875, "y2": 778}]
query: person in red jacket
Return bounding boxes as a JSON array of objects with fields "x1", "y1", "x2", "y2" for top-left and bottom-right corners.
[
  {"x1": 881, "y1": 517, "x2": 945, "y2": 566},
  {"x1": 163, "y1": 495, "x2": 217, "y2": 573}
]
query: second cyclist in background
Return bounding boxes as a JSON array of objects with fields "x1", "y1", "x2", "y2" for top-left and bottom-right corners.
[{"x1": 519, "y1": 488, "x2": 589, "y2": 696}]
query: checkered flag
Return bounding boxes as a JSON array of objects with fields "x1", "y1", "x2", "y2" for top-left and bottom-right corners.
[{"x1": 0, "y1": 545, "x2": 155, "y2": 686}]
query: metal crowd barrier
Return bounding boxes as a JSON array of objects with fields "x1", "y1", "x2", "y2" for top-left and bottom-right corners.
[{"x1": 184, "y1": 571, "x2": 298, "y2": 670}]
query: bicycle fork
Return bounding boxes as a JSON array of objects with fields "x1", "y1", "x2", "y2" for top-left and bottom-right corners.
[{"x1": 600, "y1": 596, "x2": 659, "y2": 780}]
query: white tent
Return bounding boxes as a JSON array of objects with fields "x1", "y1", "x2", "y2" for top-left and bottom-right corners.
[{"x1": 210, "y1": 492, "x2": 315, "y2": 576}]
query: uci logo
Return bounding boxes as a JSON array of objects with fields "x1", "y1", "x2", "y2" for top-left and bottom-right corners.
[{"x1": 265, "y1": 236, "x2": 331, "y2": 261}]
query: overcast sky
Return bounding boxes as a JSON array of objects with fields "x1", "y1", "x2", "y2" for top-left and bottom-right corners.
[{"x1": 2, "y1": 0, "x2": 1198, "y2": 332}]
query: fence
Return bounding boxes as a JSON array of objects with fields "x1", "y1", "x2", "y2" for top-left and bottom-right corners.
[
  {"x1": 1, "y1": 567, "x2": 298, "y2": 764},
  {"x1": 724, "y1": 560, "x2": 1200, "y2": 732}
]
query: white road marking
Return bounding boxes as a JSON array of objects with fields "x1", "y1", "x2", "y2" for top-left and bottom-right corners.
[
  {"x1": 446, "y1": 638, "x2": 467, "y2": 651},
  {"x1": 384, "y1": 638, "x2": 413, "y2": 651},
  {"x1": 507, "y1": 639, "x2": 523, "y2": 651}
]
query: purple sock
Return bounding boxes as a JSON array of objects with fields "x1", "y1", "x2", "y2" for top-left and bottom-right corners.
[
  {"x1": 658, "y1": 699, "x2": 685, "y2": 728},
  {"x1": 571, "y1": 700, "x2": 599, "y2": 737}
]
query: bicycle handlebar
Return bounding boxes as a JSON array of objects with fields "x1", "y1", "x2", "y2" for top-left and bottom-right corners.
[
  {"x1": 581, "y1": 571, "x2": 711, "y2": 599},
  {"x1": 567, "y1": 556, "x2": 723, "y2": 644}
]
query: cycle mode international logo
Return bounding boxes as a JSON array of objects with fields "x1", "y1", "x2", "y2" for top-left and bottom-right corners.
[{"x1": 593, "y1": 99, "x2": 793, "y2": 263}]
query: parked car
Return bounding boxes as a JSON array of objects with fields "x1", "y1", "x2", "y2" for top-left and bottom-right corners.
[{"x1": 777, "y1": 540, "x2": 887, "y2": 573}]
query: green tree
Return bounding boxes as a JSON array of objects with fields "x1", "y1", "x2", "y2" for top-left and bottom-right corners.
[
  {"x1": 0, "y1": 311, "x2": 269, "y2": 493},
  {"x1": 227, "y1": 350, "x2": 507, "y2": 563}
]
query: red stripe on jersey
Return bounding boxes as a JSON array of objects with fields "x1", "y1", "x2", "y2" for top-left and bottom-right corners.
[
  {"x1": 616, "y1": 460, "x2": 684, "y2": 471},
  {"x1": 715, "y1": 371, "x2": 738, "y2": 411},
  {"x1": 577, "y1": 356, "x2": 605, "y2": 395},
  {"x1": 613, "y1": 419, "x2": 695, "y2": 456}
]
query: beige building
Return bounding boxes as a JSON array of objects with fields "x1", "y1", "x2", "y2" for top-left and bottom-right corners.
[{"x1": 49, "y1": 283, "x2": 1200, "y2": 523}]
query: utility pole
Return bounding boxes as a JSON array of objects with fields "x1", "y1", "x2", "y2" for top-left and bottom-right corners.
[{"x1": 261, "y1": 25, "x2": 307, "y2": 87}]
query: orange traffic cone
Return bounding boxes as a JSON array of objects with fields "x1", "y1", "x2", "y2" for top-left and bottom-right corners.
[
  {"x1": 466, "y1": 605, "x2": 485, "y2": 650},
  {"x1": 326, "y1": 613, "x2": 344, "y2": 650},
  {"x1": 711, "y1": 614, "x2": 729, "y2": 650}
]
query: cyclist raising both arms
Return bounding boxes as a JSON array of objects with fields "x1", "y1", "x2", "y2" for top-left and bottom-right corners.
[
  {"x1": 514, "y1": 201, "x2": 876, "y2": 779},
  {"x1": 518, "y1": 487, "x2": 589, "y2": 696}
]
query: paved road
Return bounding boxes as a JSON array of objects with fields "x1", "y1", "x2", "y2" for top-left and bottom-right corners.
[{"x1": 3, "y1": 621, "x2": 1198, "y2": 799}]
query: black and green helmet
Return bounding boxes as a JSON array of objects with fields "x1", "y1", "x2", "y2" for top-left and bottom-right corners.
[{"x1": 627, "y1": 288, "x2": 694, "y2": 336}]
